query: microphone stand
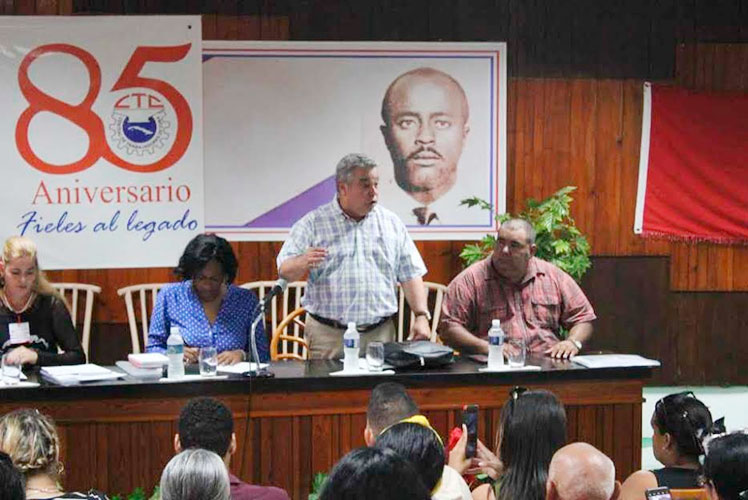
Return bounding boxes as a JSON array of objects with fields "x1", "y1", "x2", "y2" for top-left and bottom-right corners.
[{"x1": 243, "y1": 300, "x2": 274, "y2": 378}]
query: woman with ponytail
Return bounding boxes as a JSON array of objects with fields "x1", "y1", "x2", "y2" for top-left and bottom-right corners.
[{"x1": 621, "y1": 391, "x2": 715, "y2": 500}]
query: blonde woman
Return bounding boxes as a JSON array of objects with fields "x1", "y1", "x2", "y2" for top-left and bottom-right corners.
[
  {"x1": 0, "y1": 236, "x2": 84, "y2": 366},
  {"x1": 0, "y1": 408, "x2": 108, "y2": 499}
]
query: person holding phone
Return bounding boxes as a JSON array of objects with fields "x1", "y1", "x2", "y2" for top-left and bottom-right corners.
[
  {"x1": 449, "y1": 388, "x2": 567, "y2": 500},
  {"x1": 620, "y1": 392, "x2": 715, "y2": 500},
  {"x1": 364, "y1": 384, "x2": 471, "y2": 500}
]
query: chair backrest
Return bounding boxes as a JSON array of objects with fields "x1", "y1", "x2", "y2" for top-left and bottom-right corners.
[
  {"x1": 52, "y1": 282, "x2": 102, "y2": 359},
  {"x1": 670, "y1": 489, "x2": 709, "y2": 500},
  {"x1": 238, "y1": 281, "x2": 306, "y2": 334},
  {"x1": 271, "y1": 307, "x2": 307, "y2": 360},
  {"x1": 396, "y1": 281, "x2": 448, "y2": 342},
  {"x1": 116, "y1": 283, "x2": 167, "y2": 354}
]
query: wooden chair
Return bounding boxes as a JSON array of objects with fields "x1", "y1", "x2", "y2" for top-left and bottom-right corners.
[
  {"x1": 117, "y1": 283, "x2": 167, "y2": 354},
  {"x1": 52, "y1": 282, "x2": 102, "y2": 359},
  {"x1": 396, "y1": 281, "x2": 448, "y2": 342},
  {"x1": 670, "y1": 489, "x2": 709, "y2": 500},
  {"x1": 239, "y1": 280, "x2": 306, "y2": 334},
  {"x1": 270, "y1": 307, "x2": 307, "y2": 360}
]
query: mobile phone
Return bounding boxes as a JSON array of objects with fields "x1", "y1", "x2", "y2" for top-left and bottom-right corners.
[
  {"x1": 462, "y1": 404, "x2": 479, "y2": 458},
  {"x1": 645, "y1": 487, "x2": 672, "y2": 500}
]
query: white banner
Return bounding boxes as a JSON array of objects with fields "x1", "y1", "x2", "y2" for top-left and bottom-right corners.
[
  {"x1": 203, "y1": 41, "x2": 506, "y2": 241},
  {"x1": 0, "y1": 16, "x2": 204, "y2": 269}
]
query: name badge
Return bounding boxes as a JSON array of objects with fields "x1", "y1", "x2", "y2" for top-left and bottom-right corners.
[{"x1": 9, "y1": 322, "x2": 31, "y2": 345}]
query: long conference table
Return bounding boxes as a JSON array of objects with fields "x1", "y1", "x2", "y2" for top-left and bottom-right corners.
[{"x1": 0, "y1": 355, "x2": 653, "y2": 500}]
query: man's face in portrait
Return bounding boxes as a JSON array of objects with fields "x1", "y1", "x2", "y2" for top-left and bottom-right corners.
[{"x1": 381, "y1": 68, "x2": 470, "y2": 205}]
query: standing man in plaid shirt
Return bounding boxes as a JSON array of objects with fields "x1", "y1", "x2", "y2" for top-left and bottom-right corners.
[
  {"x1": 439, "y1": 218, "x2": 596, "y2": 359},
  {"x1": 277, "y1": 153, "x2": 431, "y2": 359}
]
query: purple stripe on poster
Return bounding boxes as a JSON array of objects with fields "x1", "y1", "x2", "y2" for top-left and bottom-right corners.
[{"x1": 245, "y1": 175, "x2": 336, "y2": 228}]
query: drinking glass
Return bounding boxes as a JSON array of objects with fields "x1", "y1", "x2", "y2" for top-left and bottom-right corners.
[
  {"x1": 366, "y1": 342, "x2": 385, "y2": 372},
  {"x1": 2, "y1": 354, "x2": 21, "y2": 386},
  {"x1": 506, "y1": 338, "x2": 526, "y2": 367},
  {"x1": 199, "y1": 346, "x2": 218, "y2": 377}
]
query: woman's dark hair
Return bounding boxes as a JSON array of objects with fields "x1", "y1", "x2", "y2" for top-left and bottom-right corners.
[
  {"x1": 653, "y1": 392, "x2": 713, "y2": 461},
  {"x1": 0, "y1": 451, "x2": 25, "y2": 500},
  {"x1": 175, "y1": 234, "x2": 238, "y2": 283},
  {"x1": 375, "y1": 422, "x2": 444, "y2": 492},
  {"x1": 319, "y1": 447, "x2": 431, "y2": 500},
  {"x1": 703, "y1": 433, "x2": 748, "y2": 500},
  {"x1": 497, "y1": 389, "x2": 567, "y2": 500}
]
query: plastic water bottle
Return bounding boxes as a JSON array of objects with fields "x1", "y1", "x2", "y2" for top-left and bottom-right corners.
[
  {"x1": 343, "y1": 322, "x2": 360, "y2": 372},
  {"x1": 487, "y1": 319, "x2": 505, "y2": 370},
  {"x1": 166, "y1": 326, "x2": 185, "y2": 379}
]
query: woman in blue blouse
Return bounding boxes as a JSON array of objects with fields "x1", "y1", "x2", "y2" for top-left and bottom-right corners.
[{"x1": 146, "y1": 234, "x2": 268, "y2": 363}]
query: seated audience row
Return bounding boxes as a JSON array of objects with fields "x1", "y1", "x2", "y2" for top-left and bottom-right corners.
[{"x1": 1, "y1": 387, "x2": 746, "y2": 500}]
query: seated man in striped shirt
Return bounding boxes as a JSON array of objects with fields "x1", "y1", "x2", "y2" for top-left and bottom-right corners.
[
  {"x1": 439, "y1": 218, "x2": 595, "y2": 359},
  {"x1": 277, "y1": 153, "x2": 431, "y2": 359}
]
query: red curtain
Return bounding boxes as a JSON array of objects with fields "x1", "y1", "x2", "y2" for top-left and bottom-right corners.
[{"x1": 638, "y1": 85, "x2": 748, "y2": 243}]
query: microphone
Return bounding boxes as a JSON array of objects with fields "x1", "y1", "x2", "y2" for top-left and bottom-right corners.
[
  {"x1": 262, "y1": 278, "x2": 288, "y2": 308},
  {"x1": 245, "y1": 278, "x2": 287, "y2": 379}
]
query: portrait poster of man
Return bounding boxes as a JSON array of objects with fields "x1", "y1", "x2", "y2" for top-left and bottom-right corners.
[{"x1": 203, "y1": 41, "x2": 506, "y2": 241}]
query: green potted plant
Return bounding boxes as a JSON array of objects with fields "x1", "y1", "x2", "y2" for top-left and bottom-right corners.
[{"x1": 459, "y1": 186, "x2": 591, "y2": 283}]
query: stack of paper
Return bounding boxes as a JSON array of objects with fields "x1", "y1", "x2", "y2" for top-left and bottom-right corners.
[
  {"x1": 572, "y1": 355, "x2": 661, "y2": 368},
  {"x1": 128, "y1": 353, "x2": 168, "y2": 369},
  {"x1": 41, "y1": 364, "x2": 123, "y2": 386}
]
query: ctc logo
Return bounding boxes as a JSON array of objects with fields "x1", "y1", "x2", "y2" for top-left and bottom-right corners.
[{"x1": 15, "y1": 43, "x2": 193, "y2": 174}]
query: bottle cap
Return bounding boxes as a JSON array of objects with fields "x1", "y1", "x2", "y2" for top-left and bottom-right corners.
[
  {"x1": 170, "y1": 326, "x2": 181, "y2": 335},
  {"x1": 347, "y1": 322, "x2": 356, "y2": 330},
  {"x1": 492, "y1": 319, "x2": 501, "y2": 328}
]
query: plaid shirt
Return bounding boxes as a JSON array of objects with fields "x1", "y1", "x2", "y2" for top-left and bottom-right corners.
[
  {"x1": 277, "y1": 197, "x2": 426, "y2": 325},
  {"x1": 439, "y1": 256, "x2": 596, "y2": 352}
]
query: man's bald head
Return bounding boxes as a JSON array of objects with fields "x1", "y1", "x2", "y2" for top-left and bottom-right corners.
[
  {"x1": 380, "y1": 67, "x2": 470, "y2": 205},
  {"x1": 381, "y1": 67, "x2": 469, "y2": 125},
  {"x1": 547, "y1": 443, "x2": 620, "y2": 500}
]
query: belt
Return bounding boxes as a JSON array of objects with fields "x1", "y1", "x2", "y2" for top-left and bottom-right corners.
[{"x1": 308, "y1": 313, "x2": 392, "y2": 333}]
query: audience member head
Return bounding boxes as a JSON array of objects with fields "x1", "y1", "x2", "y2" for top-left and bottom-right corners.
[
  {"x1": 652, "y1": 391, "x2": 713, "y2": 467},
  {"x1": 319, "y1": 446, "x2": 431, "y2": 500},
  {"x1": 160, "y1": 448, "x2": 230, "y2": 500},
  {"x1": 498, "y1": 388, "x2": 567, "y2": 500},
  {"x1": 375, "y1": 416, "x2": 445, "y2": 493},
  {"x1": 0, "y1": 451, "x2": 25, "y2": 500},
  {"x1": 175, "y1": 397, "x2": 235, "y2": 463},
  {"x1": 0, "y1": 408, "x2": 62, "y2": 481},
  {"x1": 365, "y1": 382, "x2": 419, "y2": 445},
  {"x1": 1, "y1": 235, "x2": 58, "y2": 299},
  {"x1": 175, "y1": 234, "x2": 238, "y2": 303},
  {"x1": 546, "y1": 442, "x2": 620, "y2": 500},
  {"x1": 703, "y1": 432, "x2": 748, "y2": 500}
]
